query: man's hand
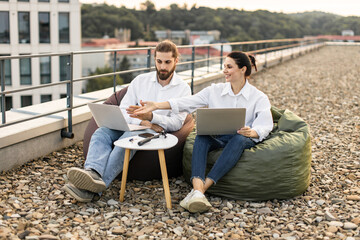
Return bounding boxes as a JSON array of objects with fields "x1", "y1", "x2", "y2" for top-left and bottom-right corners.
[
  {"x1": 237, "y1": 126, "x2": 259, "y2": 138},
  {"x1": 150, "y1": 124, "x2": 164, "y2": 133},
  {"x1": 127, "y1": 104, "x2": 153, "y2": 121},
  {"x1": 140, "y1": 120, "x2": 152, "y2": 127},
  {"x1": 140, "y1": 120, "x2": 164, "y2": 133}
]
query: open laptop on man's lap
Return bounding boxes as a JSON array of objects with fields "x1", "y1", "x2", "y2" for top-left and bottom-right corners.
[
  {"x1": 88, "y1": 103, "x2": 149, "y2": 131},
  {"x1": 196, "y1": 108, "x2": 246, "y2": 135}
]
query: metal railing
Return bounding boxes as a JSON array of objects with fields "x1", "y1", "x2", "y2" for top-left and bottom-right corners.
[{"x1": 0, "y1": 37, "x2": 322, "y2": 137}]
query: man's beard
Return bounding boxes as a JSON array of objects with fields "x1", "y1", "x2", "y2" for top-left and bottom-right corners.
[{"x1": 156, "y1": 65, "x2": 176, "y2": 80}]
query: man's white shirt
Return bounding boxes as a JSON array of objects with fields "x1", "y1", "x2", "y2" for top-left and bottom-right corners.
[
  {"x1": 120, "y1": 71, "x2": 191, "y2": 132},
  {"x1": 168, "y1": 80, "x2": 273, "y2": 142}
]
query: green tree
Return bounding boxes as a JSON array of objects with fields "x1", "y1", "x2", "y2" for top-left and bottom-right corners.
[
  {"x1": 86, "y1": 66, "x2": 123, "y2": 92},
  {"x1": 119, "y1": 56, "x2": 133, "y2": 84}
]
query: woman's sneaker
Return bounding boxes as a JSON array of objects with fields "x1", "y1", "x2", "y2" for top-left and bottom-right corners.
[
  {"x1": 67, "y1": 167, "x2": 106, "y2": 193},
  {"x1": 179, "y1": 189, "x2": 195, "y2": 210},
  {"x1": 187, "y1": 190, "x2": 212, "y2": 213}
]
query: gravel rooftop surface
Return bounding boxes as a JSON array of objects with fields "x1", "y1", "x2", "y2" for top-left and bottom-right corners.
[{"x1": 0, "y1": 45, "x2": 359, "y2": 240}]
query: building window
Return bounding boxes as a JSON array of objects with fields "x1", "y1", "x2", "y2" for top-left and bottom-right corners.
[
  {"x1": 0, "y1": 12, "x2": 10, "y2": 44},
  {"x1": 18, "y1": 12, "x2": 30, "y2": 44},
  {"x1": 39, "y1": 12, "x2": 50, "y2": 43},
  {"x1": 58, "y1": 0, "x2": 69, "y2": 2},
  {"x1": 21, "y1": 95, "x2": 32, "y2": 107},
  {"x1": 40, "y1": 56, "x2": 51, "y2": 84},
  {"x1": 59, "y1": 55, "x2": 70, "y2": 81},
  {"x1": 0, "y1": 96, "x2": 12, "y2": 111},
  {"x1": 41, "y1": 94, "x2": 52, "y2": 103},
  {"x1": 60, "y1": 94, "x2": 67, "y2": 99},
  {"x1": 0, "y1": 55, "x2": 11, "y2": 86},
  {"x1": 38, "y1": 0, "x2": 49, "y2": 2},
  {"x1": 18, "y1": 0, "x2": 29, "y2": 2},
  {"x1": 20, "y1": 57, "x2": 31, "y2": 85},
  {"x1": 59, "y1": 12, "x2": 70, "y2": 43}
]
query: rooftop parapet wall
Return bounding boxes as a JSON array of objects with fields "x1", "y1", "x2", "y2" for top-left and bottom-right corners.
[{"x1": 0, "y1": 43, "x2": 324, "y2": 172}]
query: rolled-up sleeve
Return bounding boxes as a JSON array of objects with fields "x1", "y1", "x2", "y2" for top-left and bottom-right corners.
[
  {"x1": 168, "y1": 87, "x2": 210, "y2": 114},
  {"x1": 251, "y1": 96, "x2": 273, "y2": 142},
  {"x1": 150, "y1": 85, "x2": 191, "y2": 132}
]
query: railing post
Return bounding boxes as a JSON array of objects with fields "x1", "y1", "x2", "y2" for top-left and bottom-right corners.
[
  {"x1": 220, "y1": 44, "x2": 223, "y2": 70},
  {"x1": 147, "y1": 48, "x2": 151, "y2": 72},
  {"x1": 264, "y1": 43, "x2": 267, "y2": 68},
  {"x1": 113, "y1": 51, "x2": 117, "y2": 93},
  {"x1": 61, "y1": 53, "x2": 74, "y2": 139},
  {"x1": 207, "y1": 46, "x2": 210, "y2": 73},
  {"x1": 1, "y1": 59, "x2": 5, "y2": 124},
  {"x1": 191, "y1": 46, "x2": 195, "y2": 94}
]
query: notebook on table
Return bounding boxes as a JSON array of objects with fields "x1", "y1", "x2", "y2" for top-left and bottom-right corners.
[
  {"x1": 88, "y1": 103, "x2": 149, "y2": 131},
  {"x1": 196, "y1": 108, "x2": 246, "y2": 135}
]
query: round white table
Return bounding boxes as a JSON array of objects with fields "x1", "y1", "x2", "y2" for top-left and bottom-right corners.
[{"x1": 114, "y1": 134, "x2": 178, "y2": 209}]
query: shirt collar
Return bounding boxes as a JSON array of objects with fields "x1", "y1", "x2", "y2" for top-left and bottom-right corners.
[
  {"x1": 151, "y1": 71, "x2": 181, "y2": 86},
  {"x1": 221, "y1": 80, "x2": 250, "y2": 100}
]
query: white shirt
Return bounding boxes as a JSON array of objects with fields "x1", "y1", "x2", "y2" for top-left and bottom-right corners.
[
  {"x1": 120, "y1": 71, "x2": 191, "y2": 132},
  {"x1": 168, "y1": 81, "x2": 273, "y2": 142}
]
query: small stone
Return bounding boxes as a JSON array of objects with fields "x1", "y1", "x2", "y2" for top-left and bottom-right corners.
[
  {"x1": 273, "y1": 233, "x2": 280, "y2": 238},
  {"x1": 25, "y1": 236, "x2": 39, "y2": 240},
  {"x1": 112, "y1": 227, "x2": 126, "y2": 235},
  {"x1": 351, "y1": 217, "x2": 360, "y2": 224},
  {"x1": 107, "y1": 199, "x2": 118, "y2": 206},
  {"x1": 257, "y1": 207, "x2": 273, "y2": 214},
  {"x1": 346, "y1": 195, "x2": 360, "y2": 201},
  {"x1": 327, "y1": 226, "x2": 338, "y2": 233},
  {"x1": 325, "y1": 211, "x2": 337, "y2": 221},
  {"x1": 345, "y1": 237, "x2": 355, "y2": 240},
  {"x1": 328, "y1": 221, "x2": 343, "y2": 227},
  {"x1": 96, "y1": 201, "x2": 107, "y2": 207},
  {"x1": 316, "y1": 200, "x2": 326, "y2": 205},
  {"x1": 38, "y1": 235, "x2": 59, "y2": 240},
  {"x1": 18, "y1": 230, "x2": 31, "y2": 239},
  {"x1": 249, "y1": 202, "x2": 265, "y2": 208},
  {"x1": 173, "y1": 227, "x2": 183, "y2": 236},
  {"x1": 343, "y1": 222, "x2": 357, "y2": 229}
]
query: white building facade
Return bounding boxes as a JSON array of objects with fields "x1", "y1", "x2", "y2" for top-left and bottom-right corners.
[{"x1": 0, "y1": 0, "x2": 81, "y2": 110}]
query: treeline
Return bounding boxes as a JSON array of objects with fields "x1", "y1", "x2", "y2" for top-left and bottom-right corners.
[{"x1": 81, "y1": 1, "x2": 360, "y2": 42}]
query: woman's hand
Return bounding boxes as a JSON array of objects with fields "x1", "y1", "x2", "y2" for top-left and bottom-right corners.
[
  {"x1": 126, "y1": 101, "x2": 154, "y2": 120},
  {"x1": 237, "y1": 126, "x2": 259, "y2": 138},
  {"x1": 131, "y1": 100, "x2": 158, "y2": 116}
]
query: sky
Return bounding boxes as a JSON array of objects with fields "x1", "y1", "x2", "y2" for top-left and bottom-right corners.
[{"x1": 79, "y1": 0, "x2": 360, "y2": 17}]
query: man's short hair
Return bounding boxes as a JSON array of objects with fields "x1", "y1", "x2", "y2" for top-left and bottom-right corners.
[{"x1": 154, "y1": 40, "x2": 179, "y2": 59}]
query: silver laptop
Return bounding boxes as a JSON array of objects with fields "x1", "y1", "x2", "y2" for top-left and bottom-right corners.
[
  {"x1": 88, "y1": 103, "x2": 149, "y2": 131},
  {"x1": 196, "y1": 108, "x2": 246, "y2": 135}
]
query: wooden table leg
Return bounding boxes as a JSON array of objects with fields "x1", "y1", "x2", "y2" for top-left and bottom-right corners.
[
  {"x1": 119, "y1": 148, "x2": 131, "y2": 202},
  {"x1": 158, "y1": 149, "x2": 172, "y2": 209}
]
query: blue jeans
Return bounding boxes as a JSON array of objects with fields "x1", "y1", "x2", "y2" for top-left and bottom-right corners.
[
  {"x1": 191, "y1": 134, "x2": 255, "y2": 184},
  {"x1": 84, "y1": 127, "x2": 155, "y2": 187}
]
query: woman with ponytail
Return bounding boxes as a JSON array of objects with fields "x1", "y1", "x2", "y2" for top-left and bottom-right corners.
[{"x1": 128, "y1": 51, "x2": 273, "y2": 213}]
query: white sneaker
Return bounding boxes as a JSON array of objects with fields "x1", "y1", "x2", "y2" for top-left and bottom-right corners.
[
  {"x1": 179, "y1": 189, "x2": 195, "y2": 210},
  {"x1": 187, "y1": 190, "x2": 212, "y2": 213}
]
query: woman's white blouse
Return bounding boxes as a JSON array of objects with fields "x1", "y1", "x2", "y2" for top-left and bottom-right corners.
[{"x1": 168, "y1": 81, "x2": 273, "y2": 142}]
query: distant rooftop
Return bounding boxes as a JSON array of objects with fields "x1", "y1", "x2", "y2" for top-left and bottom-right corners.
[{"x1": 81, "y1": 38, "x2": 159, "y2": 48}]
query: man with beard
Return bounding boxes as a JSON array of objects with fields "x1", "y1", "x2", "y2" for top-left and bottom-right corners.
[{"x1": 63, "y1": 40, "x2": 191, "y2": 202}]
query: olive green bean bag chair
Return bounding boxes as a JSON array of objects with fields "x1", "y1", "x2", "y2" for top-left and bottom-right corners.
[{"x1": 183, "y1": 106, "x2": 312, "y2": 201}]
